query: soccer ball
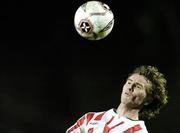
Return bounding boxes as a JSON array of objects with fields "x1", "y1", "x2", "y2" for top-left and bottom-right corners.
[{"x1": 74, "y1": 1, "x2": 114, "y2": 40}]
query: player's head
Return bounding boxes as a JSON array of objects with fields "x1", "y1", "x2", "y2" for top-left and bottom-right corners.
[
  {"x1": 128, "y1": 65, "x2": 168, "y2": 119},
  {"x1": 121, "y1": 73, "x2": 151, "y2": 110}
]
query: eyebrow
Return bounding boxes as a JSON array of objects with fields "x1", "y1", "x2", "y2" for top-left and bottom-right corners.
[
  {"x1": 127, "y1": 79, "x2": 143, "y2": 88},
  {"x1": 127, "y1": 79, "x2": 133, "y2": 82}
]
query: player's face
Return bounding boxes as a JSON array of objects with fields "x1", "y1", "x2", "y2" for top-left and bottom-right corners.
[{"x1": 121, "y1": 73, "x2": 151, "y2": 108}]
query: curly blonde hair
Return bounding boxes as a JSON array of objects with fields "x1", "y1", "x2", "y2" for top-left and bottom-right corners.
[{"x1": 131, "y1": 65, "x2": 168, "y2": 119}]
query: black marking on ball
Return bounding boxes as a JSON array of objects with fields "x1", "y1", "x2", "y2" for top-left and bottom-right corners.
[{"x1": 79, "y1": 20, "x2": 93, "y2": 33}]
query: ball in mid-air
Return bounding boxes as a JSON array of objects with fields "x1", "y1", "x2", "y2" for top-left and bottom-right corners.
[{"x1": 74, "y1": 1, "x2": 114, "y2": 40}]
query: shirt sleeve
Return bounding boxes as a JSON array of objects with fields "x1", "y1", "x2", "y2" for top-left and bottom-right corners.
[
  {"x1": 136, "y1": 123, "x2": 149, "y2": 133},
  {"x1": 66, "y1": 115, "x2": 86, "y2": 133},
  {"x1": 136, "y1": 129, "x2": 148, "y2": 133}
]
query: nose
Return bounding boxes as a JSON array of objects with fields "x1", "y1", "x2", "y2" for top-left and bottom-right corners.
[
  {"x1": 129, "y1": 84, "x2": 136, "y2": 92},
  {"x1": 129, "y1": 88, "x2": 134, "y2": 92}
]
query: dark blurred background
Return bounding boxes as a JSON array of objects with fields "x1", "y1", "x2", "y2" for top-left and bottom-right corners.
[{"x1": 3, "y1": 0, "x2": 180, "y2": 132}]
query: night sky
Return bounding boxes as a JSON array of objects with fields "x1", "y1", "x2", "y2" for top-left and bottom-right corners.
[{"x1": 3, "y1": 0, "x2": 180, "y2": 132}]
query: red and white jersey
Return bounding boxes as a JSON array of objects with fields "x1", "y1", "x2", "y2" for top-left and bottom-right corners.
[{"x1": 66, "y1": 109, "x2": 148, "y2": 133}]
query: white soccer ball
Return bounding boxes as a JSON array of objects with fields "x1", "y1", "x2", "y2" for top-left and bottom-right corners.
[{"x1": 74, "y1": 1, "x2": 114, "y2": 40}]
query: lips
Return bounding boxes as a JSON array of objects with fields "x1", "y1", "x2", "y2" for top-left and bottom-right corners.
[{"x1": 125, "y1": 92, "x2": 129, "y2": 96}]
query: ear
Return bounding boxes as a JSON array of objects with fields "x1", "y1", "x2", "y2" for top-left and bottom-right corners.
[
  {"x1": 144, "y1": 102, "x2": 149, "y2": 105},
  {"x1": 144, "y1": 96, "x2": 153, "y2": 105}
]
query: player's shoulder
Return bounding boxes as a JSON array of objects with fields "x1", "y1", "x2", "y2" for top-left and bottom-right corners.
[
  {"x1": 83, "y1": 108, "x2": 113, "y2": 119},
  {"x1": 84, "y1": 110, "x2": 106, "y2": 116}
]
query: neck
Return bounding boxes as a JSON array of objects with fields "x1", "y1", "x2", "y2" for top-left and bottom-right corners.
[{"x1": 116, "y1": 103, "x2": 140, "y2": 120}]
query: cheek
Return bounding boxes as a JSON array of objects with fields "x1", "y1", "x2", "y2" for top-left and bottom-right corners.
[
  {"x1": 133, "y1": 92, "x2": 146, "y2": 103},
  {"x1": 122, "y1": 84, "x2": 128, "y2": 90},
  {"x1": 121, "y1": 86, "x2": 125, "y2": 93}
]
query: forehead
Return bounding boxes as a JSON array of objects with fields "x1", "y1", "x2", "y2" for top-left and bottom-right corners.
[{"x1": 128, "y1": 73, "x2": 149, "y2": 85}]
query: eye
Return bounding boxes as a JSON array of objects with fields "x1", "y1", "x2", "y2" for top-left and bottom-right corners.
[
  {"x1": 136, "y1": 85, "x2": 142, "y2": 89},
  {"x1": 127, "y1": 81, "x2": 131, "y2": 85}
]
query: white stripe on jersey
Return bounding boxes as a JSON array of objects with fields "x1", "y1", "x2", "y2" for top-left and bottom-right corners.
[{"x1": 66, "y1": 108, "x2": 148, "y2": 133}]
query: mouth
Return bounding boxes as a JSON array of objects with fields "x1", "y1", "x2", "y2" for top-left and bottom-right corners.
[{"x1": 125, "y1": 92, "x2": 129, "y2": 96}]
